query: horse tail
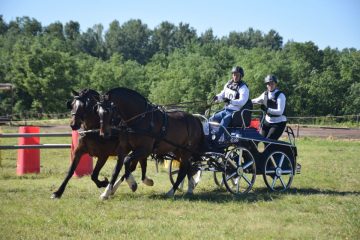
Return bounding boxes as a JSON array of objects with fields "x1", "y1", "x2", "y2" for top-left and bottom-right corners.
[{"x1": 185, "y1": 113, "x2": 204, "y2": 155}]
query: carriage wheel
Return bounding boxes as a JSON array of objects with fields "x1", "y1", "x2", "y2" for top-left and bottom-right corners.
[
  {"x1": 263, "y1": 151, "x2": 294, "y2": 192},
  {"x1": 168, "y1": 159, "x2": 202, "y2": 192},
  {"x1": 223, "y1": 147, "x2": 256, "y2": 195}
]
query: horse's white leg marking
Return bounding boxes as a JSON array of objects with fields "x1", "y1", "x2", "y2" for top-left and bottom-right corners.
[
  {"x1": 187, "y1": 178, "x2": 195, "y2": 194},
  {"x1": 111, "y1": 177, "x2": 124, "y2": 195},
  {"x1": 100, "y1": 184, "x2": 113, "y2": 200}
]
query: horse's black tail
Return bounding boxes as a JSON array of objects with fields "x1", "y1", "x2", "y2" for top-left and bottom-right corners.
[{"x1": 185, "y1": 114, "x2": 206, "y2": 157}]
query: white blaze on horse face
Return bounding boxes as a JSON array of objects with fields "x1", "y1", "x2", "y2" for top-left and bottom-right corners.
[
  {"x1": 98, "y1": 106, "x2": 106, "y2": 136},
  {"x1": 70, "y1": 99, "x2": 83, "y2": 128}
]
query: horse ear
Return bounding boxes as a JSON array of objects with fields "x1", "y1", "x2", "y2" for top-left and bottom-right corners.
[{"x1": 71, "y1": 89, "x2": 79, "y2": 96}]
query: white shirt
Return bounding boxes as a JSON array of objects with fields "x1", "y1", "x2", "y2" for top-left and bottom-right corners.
[
  {"x1": 252, "y1": 89, "x2": 287, "y2": 123},
  {"x1": 216, "y1": 81, "x2": 249, "y2": 111}
]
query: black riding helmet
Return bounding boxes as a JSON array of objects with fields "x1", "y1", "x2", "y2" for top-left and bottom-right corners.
[
  {"x1": 264, "y1": 74, "x2": 278, "y2": 83},
  {"x1": 231, "y1": 66, "x2": 244, "y2": 77}
]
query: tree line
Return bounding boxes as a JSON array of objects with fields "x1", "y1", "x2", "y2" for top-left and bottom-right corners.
[{"x1": 0, "y1": 16, "x2": 359, "y2": 118}]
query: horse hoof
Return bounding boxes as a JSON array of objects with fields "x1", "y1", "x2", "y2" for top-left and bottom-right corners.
[
  {"x1": 185, "y1": 191, "x2": 194, "y2": 197},
  {"x1": 100, "y1": 194, "x2": 109, "y2": 200},
  {"x1": 50, "y1": 192, "x2": 61, "y2": 199},
  {"x1": 143, "y1": 178, "x2": 154, "y2": 186},
  {"x1": 166, "y1": 189, "x2": 175, "y2": 198},
  {"x1": 126, "y1": 174, "x2": 137, "y2": 192},
  {"x1": 131, "y1": 183, "x2": 138, "y2": 192}
]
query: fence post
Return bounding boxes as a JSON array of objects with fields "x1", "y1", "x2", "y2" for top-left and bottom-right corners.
[
  {"x1": 17, "y1": 126, "x2": 40, "y2": 175},
  {"x1": 71, "y1": 131, "x2": 93, "y2": 177},
  {"x1": 296, "y1": 124, "x2": 300, "y2": 138},
  {"x1": 0, "y1": 127, "x2": 2, "y2": 166}
]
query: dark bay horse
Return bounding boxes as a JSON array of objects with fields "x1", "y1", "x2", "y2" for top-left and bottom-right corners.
[
  {"x1": 51, "y1": 89, "x2": 153, "y2": 199},
  {"x1": 96, "y1": 87, "x2": 205, "y2": 198}
]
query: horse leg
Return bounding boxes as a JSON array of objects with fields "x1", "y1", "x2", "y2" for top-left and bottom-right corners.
[
  {"x1": 166, "y1": 157, "x2": 190, "y2": 197},
  {"x1": 186, "y1": 160, "x2": 197, "y2": 195},
  {"x1": 51, "y1": 146, "x2": 86, "y2": 199},
  {"x1": 116, "y1": 157, "x2": 153, "y2": 186},
  {"x1": 100, "y1": 152, "x2": 125, "y2": 200},
  {"x1": 139, "y1": 157, "x2": 154, "y2": 186},
  {"x1": 91, "y1": 155, "x2": 109, "y2": 188},
  {"x1": 123, "y1": 149, "x2": 151, "y2": 191},
  {"x1": 111, "y1": 157, "x2": 139, "y2": 195}
]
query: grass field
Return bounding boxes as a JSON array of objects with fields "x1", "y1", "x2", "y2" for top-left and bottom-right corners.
[{"x1": 0, "y1": 127, "x2": 359, "y2": 239}]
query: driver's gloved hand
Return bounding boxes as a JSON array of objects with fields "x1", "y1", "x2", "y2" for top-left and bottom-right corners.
[{"x1": 223, "y1": 98, "x2": 231, "y2": 104}]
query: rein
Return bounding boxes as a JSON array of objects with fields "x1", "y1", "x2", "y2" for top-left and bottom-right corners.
[
  {"x1": 120, "y1": 108, "x2": 157, "y2": 124},
  {"x1": 110, "y1": 125, "x2": 202, "y2": 156}
]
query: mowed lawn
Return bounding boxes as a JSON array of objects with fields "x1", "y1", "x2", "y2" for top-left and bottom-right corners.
[{"x1": 0, "y1": 127, "x2": 359, "y2": 240}]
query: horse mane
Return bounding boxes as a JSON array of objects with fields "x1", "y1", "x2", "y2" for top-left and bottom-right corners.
[
  {"x1": 107, "y1": 87, "x2": 149, "y2": 104},
  {"x1": 79, "y1": 89, "x2": 100, "y2": 99}
]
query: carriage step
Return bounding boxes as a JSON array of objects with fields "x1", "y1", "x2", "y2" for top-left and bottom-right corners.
[{"x1": 296, "y1": 163, "x2": 301, "y2": 174}]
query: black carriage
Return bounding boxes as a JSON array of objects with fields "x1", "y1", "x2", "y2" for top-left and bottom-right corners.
[{"x1": 168, "y1": 110, "x2": 301, "y2": 195}]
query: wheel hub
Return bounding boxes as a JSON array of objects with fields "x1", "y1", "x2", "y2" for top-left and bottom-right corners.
[
  {"x1": 275, "y1": 167, "x2": 282, "y2": 177},
  {"x1": 237, "y1": 167, "x2": 244, "y2": 176}
]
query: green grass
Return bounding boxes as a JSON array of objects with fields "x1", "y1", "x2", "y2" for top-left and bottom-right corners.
[{"x1": 0, "y1": 128, "x2": 359, "y2": 239}]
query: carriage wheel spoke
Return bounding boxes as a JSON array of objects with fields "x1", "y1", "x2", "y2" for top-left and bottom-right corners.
[
  {"x1": 242, "y1": 174, "x2": 252, "y2": 186},
  {"x1": 237, "y1": 149, "x2": 243, "y2": 164},
  {"x1": 271, "y1": 176, "x2": 278, "y2": 188},
  {"x1": 279, "y1": 176, "x2": 286, "y2": 189},
  {"x1": 282, "y1": 170, "x2": 292, "y2": 174},
  {"x1": 278, "y1": 155, "x2": 285, "y2": 167},
  {"x1": 171, "y1": 169, "x2": 179, "y2": 175},
  {"x1": 270, "y1": 156, "x2": 277, "y2": 168},
  {"x1": 265, "y1": 170, "x2": 276, "y2": 174},
  {"x1": 243, "y1": 160, "x2": 254, "y2": 170},
  {"x1": 226, "y1": 172, "x2": 237, "y2": 181}
]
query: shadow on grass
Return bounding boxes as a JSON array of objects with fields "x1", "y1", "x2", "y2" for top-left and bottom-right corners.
[
  {"x1": 285, "y1": 188, "x2": 360, "y2": 196},
  {"x1": 147, "y1": 187, "x2": 360, "y2": 203},
  {"x1": 148, "y1": 188, "x2": 282, "y2": 203}
]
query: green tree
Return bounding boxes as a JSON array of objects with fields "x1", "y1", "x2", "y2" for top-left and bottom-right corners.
[
  {"x1": 79, "y1": 24, "x2": 106, "y2": 59},
  {"x1": 105, "y1": 19, "x2": 152, "y2": 64}
]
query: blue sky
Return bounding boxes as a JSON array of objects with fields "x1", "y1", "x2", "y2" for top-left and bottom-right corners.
[{"x1": 1, "y1": 0, "x2": 359, "y2": 50}]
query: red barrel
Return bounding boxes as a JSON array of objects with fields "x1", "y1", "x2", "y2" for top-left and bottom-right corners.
[
  {"x1": 17, "y1": 126, "x2": 40, "y2": 175},
  {"x1": 71, "y1": 131, "x2": 93, "y2": 177}
]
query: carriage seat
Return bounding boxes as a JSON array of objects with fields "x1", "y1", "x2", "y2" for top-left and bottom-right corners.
[{"x1": 228, "y1": 109, "x2": 252, "y2": 128}]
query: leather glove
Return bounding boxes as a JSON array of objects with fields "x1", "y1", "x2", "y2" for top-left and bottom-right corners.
[
  {"x1": 223, "y1": 98, "x2": 231, "y2": 104},
  {"x1": 212, "y1": 96, "x2": 218, "y2": 102},
  {"x1": 260, "y1": 104, "x2": 268, "y2": 112}
]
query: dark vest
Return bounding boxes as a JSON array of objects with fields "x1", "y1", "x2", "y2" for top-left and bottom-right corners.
[
  {"x1": 226, "y1": 80, "x2": 253, "y2": 111},
  {"x1": 264, "y1": 90, "x2": 286, "y2": 117}
]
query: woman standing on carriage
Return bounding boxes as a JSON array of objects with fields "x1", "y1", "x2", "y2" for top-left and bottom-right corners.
[
  {"x1": 210, "y1": 66, "x2": 253, "y2": 143},
  {"x1": 252, "y1": 74, "x2": 287, "y2": 140}
]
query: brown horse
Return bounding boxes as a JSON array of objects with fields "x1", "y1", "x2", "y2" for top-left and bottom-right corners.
[
  {"x1": 51, "y1": 89, "x2": 153, "y2": 199},
  {"x1": 96, "y1": 87, "x2": 205, "y2": 198}
]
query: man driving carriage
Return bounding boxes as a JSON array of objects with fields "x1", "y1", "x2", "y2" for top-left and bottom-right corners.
[
  {"x1": 252, "y1": 74, "x2": 287, "y2": 140},
  {"x1": 209, "y1": 66, "x2": 253, "y2": 143}
]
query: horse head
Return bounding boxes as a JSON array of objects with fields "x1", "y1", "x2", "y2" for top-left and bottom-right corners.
[
  {"x1": 68, "y1": 89, "x2": 100, "y2": 130},
  {"x1": 96, "y1": 94, "x2": 116, "y2": 139}
]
